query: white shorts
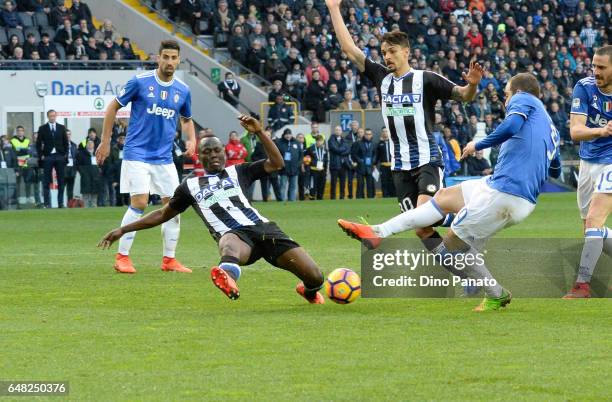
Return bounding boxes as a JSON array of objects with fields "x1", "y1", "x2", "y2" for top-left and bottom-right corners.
[
  {"x1": 120, "y1": 160, "x2": 179, "y2": 197},
  {"x1": 451, "y1": 178, "x2": 536, "y2": 250},
  {"x1": 577, "y1": 160, "x2": 612, "y2": 219}
]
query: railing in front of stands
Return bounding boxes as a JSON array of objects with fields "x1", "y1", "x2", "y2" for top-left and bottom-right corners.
[{"x1": 0, "y1": 60, "x2": 156, "y2": 70}]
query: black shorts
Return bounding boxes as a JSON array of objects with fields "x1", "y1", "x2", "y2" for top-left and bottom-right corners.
[
  {"x1": 392, "y1": 163, "x2": 443, "y2": 212},
  {"x1": 225, "y1": 222, "x2": 300, "y2": 267}
]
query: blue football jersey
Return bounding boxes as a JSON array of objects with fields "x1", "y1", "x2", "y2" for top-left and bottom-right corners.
[
  {"x1": 570, "y1": 77, "x2": 612, "y2": 164},
  {"x1": 116, "y1": 70, "x2": 192, "y2": 164},
  {"x1": 487, "y1": 92, "x2": 560, "y2": 204}
]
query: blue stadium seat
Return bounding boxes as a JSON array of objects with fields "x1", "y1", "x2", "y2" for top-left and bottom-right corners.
[
  {"x1": 18, "y1": 12, "x2": 34, "y2": 28},
  {"x1": 33, "y1": 12, "x2": 49, "y2": 28},
  {"x1": 0, "y1": 29, "x2": 7, "y2": 46},
  {"x1": 6, "y1": 28, "x2": 24, "y2": 44}
]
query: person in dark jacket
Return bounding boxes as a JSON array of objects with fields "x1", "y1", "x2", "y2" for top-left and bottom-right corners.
[
  {"x1": 217, "y1": 72, "x2": 241, "y2": 109},
  {"x1": 113, "y1": 134, "x2": 129, "y2": 206},
  {"x1": 304, "y1": 70, "x2": 327, "y2": 122},
  {"x1": 1, "y1": 135, "x2": 17, "y2": 168},
  {"x1": 295, "y1": 133, "x2": 307, "y2": 200},
  {"x1": 275, "y1": 128, "x2": 301, "y2": 201},
  {"x1": 172, "y1": 130, "x2": 186, "y2": 181},
  {"x1": 64, "y1": 130, "x2": 78, "y2": 204},
  {"x1": 36, "y1": 110, "x2": 68, "y2": 208},
  {"x1": 375, "y1": 128, "x2": 395, "y2": 198},
  {"x1": 351, "y1": 128, "x2": 376, "y2": 199},
  {"x1": 467, "y1": 150, "x2": 493, "y2": 176},
  {"x1": 76, "y1": 139, "x2": 101, "y2": 208},
  {"x1": 267, "y1": 95, "x2": 294, "y2": 132},
  {"x1": 344, "y1": 122, "x2": 362, "y2": 199},
  {"x1": 251, "y1": 128, "x2": 281, "y2": 202},
  {"x1": 328, "y1": 125, "x2": 350, "y2": 199},
  {"x1": 306, "y1": 135, "x2": 328, "y2": 200}
]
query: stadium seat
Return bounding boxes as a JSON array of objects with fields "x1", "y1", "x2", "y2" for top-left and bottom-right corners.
[
  {"x1": 23, "y1": 27, "x2": 40, "y2": 43},
  {"x1": 19, "y1": 12, "x2": 34, "y2": 28},
  {"x1": 33, "y1": 12, "x2": 49, "y2": 28},
  {"x1": 0, "y1": 29, "x2": 8, "y2": 46},
  {"x1": 40, "y1": 26, "x2": 55, "y2": 42},
  {"x1": 7, "y1": 28, "x2": 24, "y2": 44}
]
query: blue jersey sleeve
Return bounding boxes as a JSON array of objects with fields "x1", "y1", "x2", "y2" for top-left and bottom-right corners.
[
  {"x1": 116, "y1": 76, "x2": 139, "y2": 107},
  {"x1": 570, "y1": 83, "x2": 589, "y2": 115},
  {"x1": 475, "y1": 113, "x2": 525, "y2": 151},
  {"x1": 180, "y1": 89, "x2": 192, "y2": 119}
]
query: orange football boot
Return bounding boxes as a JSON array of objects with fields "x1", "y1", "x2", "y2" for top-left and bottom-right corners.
[
  {"x1": 337, "y1": 219, "x2": 382, "y2": 249},
  {"x1": 562, "y1": 282, "x2": 591, "y2": 299},
  {"x1": 161, "y1": 257, "x2": 192, "y2": 273},
  {"x1": 296, "y1": 282, "x2": 325, "y2": 304},
  {"x1": 114, "y1": 253, "x2": 136, "y2": 274},
  {"x1": 211, "y1": 266, "x2": 240, "y2": 300}
]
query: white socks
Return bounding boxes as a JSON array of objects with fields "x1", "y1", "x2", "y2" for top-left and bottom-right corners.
[
  {"x1": 118, "y1": 206, "x2": 144, "y2": 255},
  {"x1": 576, "y1": 227, "x2": 607, "y2": 284},
  {"x1": 161, "y1": 215, "x2": 180, "y2": 258},
  {"x1": 374, "y1": 200, "x2": 445, "y2": 238},
  {"x1": 462, "y1": 247, "x2": 503, "y2": 298}
]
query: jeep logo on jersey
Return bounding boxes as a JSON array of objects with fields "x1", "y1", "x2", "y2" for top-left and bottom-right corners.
[
  {"x1": 382, "y1": 93, "x2": 421, "y2": 104},
  {"x1": 588, "y1": 113, "x2": 608, "y2": 127},
  {"x1": 161, "y1": 90, "x2": 168, "y2": 100},
  {"x1": 147, "y1": 104, "x2": 176, "y2": 119}
]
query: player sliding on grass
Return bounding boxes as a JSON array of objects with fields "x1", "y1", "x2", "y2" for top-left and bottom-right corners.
[
  {"x1": 563, "y1": 45, "x2": 612, "y2": 299},
  {"x1": 99, "y1": 115, "x2": 325, "y2": 304},
  {"x1": 339, "y1": 73, "x2": 562, "y2": 311}
]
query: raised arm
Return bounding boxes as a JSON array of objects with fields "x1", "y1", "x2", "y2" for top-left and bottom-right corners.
[
  {"x1": 237, "y1": 115, "x2": 284, "y2": 172},
  {"x1": 570, "y1": 113, "x2": 612, "y2": 142},
  {"x1": 98, "y1": 204, "x2": 180, "y2": 249},
  {"x1": 451, "y1": 60, "x2": 484, "y2": 102},
  {"x1": 326, "y1": 0, "x2": 366, "y2": 72},
  {"x1": 96, "y1": 99, "x2": 122, "y2": 165},
  {"x1": 461, "y1": 113, "x2": 525, "y2": 160}
]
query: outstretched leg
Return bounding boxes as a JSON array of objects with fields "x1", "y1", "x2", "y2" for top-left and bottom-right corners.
[{"x1": 275, "y1": 247, "x2": 325, "y2": 303}]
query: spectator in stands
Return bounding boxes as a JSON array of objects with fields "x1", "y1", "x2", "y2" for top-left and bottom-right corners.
[
  {"x1": 338, "y1": 89, "x2": 361, "y2": 111},
  {"x1": 23, "y1": 33, "x2": 39, "y2": 59},
  {"x1": 1, "y1": 135, "x2": 17, "y2": 169},
  {"x1": 225, "y1": 130, "x2": 248, "y2": 167},
  {"x1": 100, "y1": 37, "x2": 120, "y2": 59},
  {"x1": 76, "y1": 139, "x2": 100, "y2": 208},
  {"x1": 264, "y1": 51, "x2": 288, "y2": 82},
  {"x1": 66, "y1": 35, "x2": 86, "y2": 59},
  {"x1": 49, "y1": 2, "x2": 69, "y2": 28},
  {"x1": 267, "y1": 94, "x2": 294, "y2": 132},
  {"x1": 77, "y1": 18, "x2": 94, "y2": 43},
  {"x1": 467, "y1": 150, "x2": 493, "y2": 176},
  {"x1": 285, "y1": 62, "x2": 307, "y2": 101},
  {"x1": 228, "y1": 25, "x2": 249, "y2": 66},
  {"x1": 324, "y1": 82, "x2": 343, "y2": 111},
  {"x1": 95, "y1": 19, "x2": 121, "y2": 44},
  {"x1": 10, "y1": 46, "x2": 30, "y2": 69},
  {"x1": 70, "y1": 0, "x2": 92, "y2": 27},
  {"x1": 305, "y1": 58, "x2": 329, "y2": 85},
  {"x1": 376, "y1": 128, "x2": 394, "y2": 198},
  {"x1": 79, "y1": 128, "x2": 100, "y2": 150},
  {"x1": 37, "y1": 32, "x2": 59, "y2": 60},
  {"x1": 213, "y1": 0, "x2": 233, "y2": 44},
  {"x1": 304, "y1": 70, "x2": 327, "y2": 122},
  {"x1": 275, "y1": 128, "x2": 300, "y2": 202},
  {"x1": 352, "y1": 128, "x2": 375, "y2": 199},
  {"x1": 470, "y1": 93, "x2": 491, "y2": 121},
  {"x1": 85, "y1": 35, "x2": 99, "y2": 59},
  {"x1": 119, "y1": 38, "x2": 137, "y2": 60},
  {"x1": 451, "y1": 113, "x2": 471, "y2": 148},
  {"x1": 268, "y1": 80, "x2": 286, "y2": 102},
  {"x1": 305, "y1": 135, "x2": 327, "y2": 200},
  {"x1": 218, "y1": 72, "x2": 241, "y2": 109},
  {"x1": 247, "y1": 39, "x2": 266, "y2": 76},
  {"x1": 3, "y1": 34, "x2": 21, "y2": 58},
  {"x1": 181, "y1": 0, "x2": 203, "y2": 35},
  {"x1": 2, "y1": 0, "x2": 23, "y2": 29},
  {"x1": 328, "y1": 125, "x2": 349, "y2": 200},
  {"x1": 549, "y1": 102, "x2": 570, "y2": 143},
  {"x1": 64, "y1": 129, "x2": 77, "y2": 205}
]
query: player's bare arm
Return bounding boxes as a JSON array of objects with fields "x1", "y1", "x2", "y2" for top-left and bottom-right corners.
[
  {"x1": 96, "y1": 98, "x2": 122, "y2": 165},
  {"x1": 181, "y1": 116, "x2": 196, "y2": 157},
  {"x1": 98, "y1": 205, "x2": 181, "y2": 249},
  {"x1": 237, "y1": 115, "x2": 284, "y2": 173},
  {"x1": 326, "y1": 0, "x2": 366, "y2": 72},
  {"x1": 451, "y1": 60, "x2": 484, "y2": 102},
  {"x1": 570, "y1": 113, "x2": 612, "y2": 141}
]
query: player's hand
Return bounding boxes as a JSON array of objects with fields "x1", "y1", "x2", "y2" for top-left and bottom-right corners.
[
  {"x1": 600, "y1": 121, "x2": 612, "y2": 137},
  {"x1": 95, "y1": 141, "x2": 110, "y2": 165},
  {"x1": 325, "y1": 0, "x2": 342, "y2": 9},
  {"x1": 238, "y1": 114, "x2": 263, "y2": 134},
  {"x1": 461, "y1": 141, "x2": 477, "y2": 160},
  {"x1": 463, "y1": 60, "x2": 485, "y2": 86},
  {"x1": 185, "y1": 140, "x2": 195, "y2": 157},
  {"x1": 97, "y1": 228, "x2": 124, "y2": 250}
]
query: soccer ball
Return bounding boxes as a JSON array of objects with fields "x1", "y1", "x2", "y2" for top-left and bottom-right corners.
[{"x1": 325, "y1": 268, "x2": 361, "y2": 304}]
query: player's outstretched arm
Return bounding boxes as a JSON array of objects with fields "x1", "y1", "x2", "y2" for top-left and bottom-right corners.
[
  {"x1": 326, "y1": 0, "x2": 366, "y2": 72},
  {"x1": 451, "y1": 60, "x2": 484, "y2": 102},
  {"x1": 237, "y1": 115, "x2": 284, "y2": 172},
  {"x1": 98, "y1": 205, "x2": 180, "y2": 249},
  {"x1": 461, "y1": 113, "x2": 524, "y2": 160},
  {"x1": 96, "y1": 99, "x2": 122, "y2": 165},
  {"x1": 570, "y1": 114, "x2": 612, "y2": 141}
]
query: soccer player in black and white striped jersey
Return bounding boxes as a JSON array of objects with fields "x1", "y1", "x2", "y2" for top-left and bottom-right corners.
[
  {"x1": 98, "y1": 115, "x2": 325, "y2": 304},
  {"x1": 327, "y1": 0, "x2": 484, "y2": 258}
]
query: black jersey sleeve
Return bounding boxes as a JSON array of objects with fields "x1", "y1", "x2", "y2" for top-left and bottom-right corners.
[
  {"x1": 424, "y1": 71, "x2": 457, "y2": 101},
  {"x1": 236, "y1": 160, "x2": 268, "y2": 188},
  {"x1": 364, "y1": 58, "x2": 390, "y2": 89},
  {"x1": 168, "y1": 181, "x2": 193, "y2": 213}
]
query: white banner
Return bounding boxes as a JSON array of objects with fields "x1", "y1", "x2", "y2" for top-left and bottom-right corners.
[{"x1": 43, "y1": 95, "x2": 131, "y2": 119}]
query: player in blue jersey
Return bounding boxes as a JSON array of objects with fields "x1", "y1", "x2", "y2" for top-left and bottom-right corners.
[
  {"x1": 338, "y1": 73, "x2": 561, "y2": 311},
  {"x1": 95, "y1": 40, "x2": 196, "y2": 274},
  {"x1": 563, "y1": 45, "x2": 612, "y2": 299}
]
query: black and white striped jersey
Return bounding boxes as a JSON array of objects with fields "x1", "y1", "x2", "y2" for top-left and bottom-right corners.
[
  {"x1": 169, "y1": 160, "x2": 269, "y2": 240},
  {"x1": 364, "y1": 58, "x2": 457, "y2": 171}
]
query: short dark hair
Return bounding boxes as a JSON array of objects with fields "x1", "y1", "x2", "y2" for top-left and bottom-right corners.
[
  {"x1": 594, "y1": 45, "x2": 612, "y2": 61},
  {"x1": 381, "y1": 31, "x2": 410, "y2": 49},
  {"x1": 509, "y1": 73, "x2": 540, "y2": 98},
  {"x1": 159, "y1": 40, "x2": 180, "y2": 54},
  {"x1": 47, "y1": 109, "x2": 56, "y2": 116},
  {"x1": 16, "y1": 125, "x2": 24, "y2": 130}
]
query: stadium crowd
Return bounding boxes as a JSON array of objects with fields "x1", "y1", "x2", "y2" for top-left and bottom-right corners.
[{"x1": 0, "y1": 0, "x2": 142, "y2": 68}]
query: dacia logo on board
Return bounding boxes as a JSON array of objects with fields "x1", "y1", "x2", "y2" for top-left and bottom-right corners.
[{"x1": 147, "y1": 103, "x2": 176, "y2": 119}]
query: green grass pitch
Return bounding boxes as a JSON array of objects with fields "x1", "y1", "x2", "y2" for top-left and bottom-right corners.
[{"x1": 1, "y1": 193, "x2": 610, "y2": 401}]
